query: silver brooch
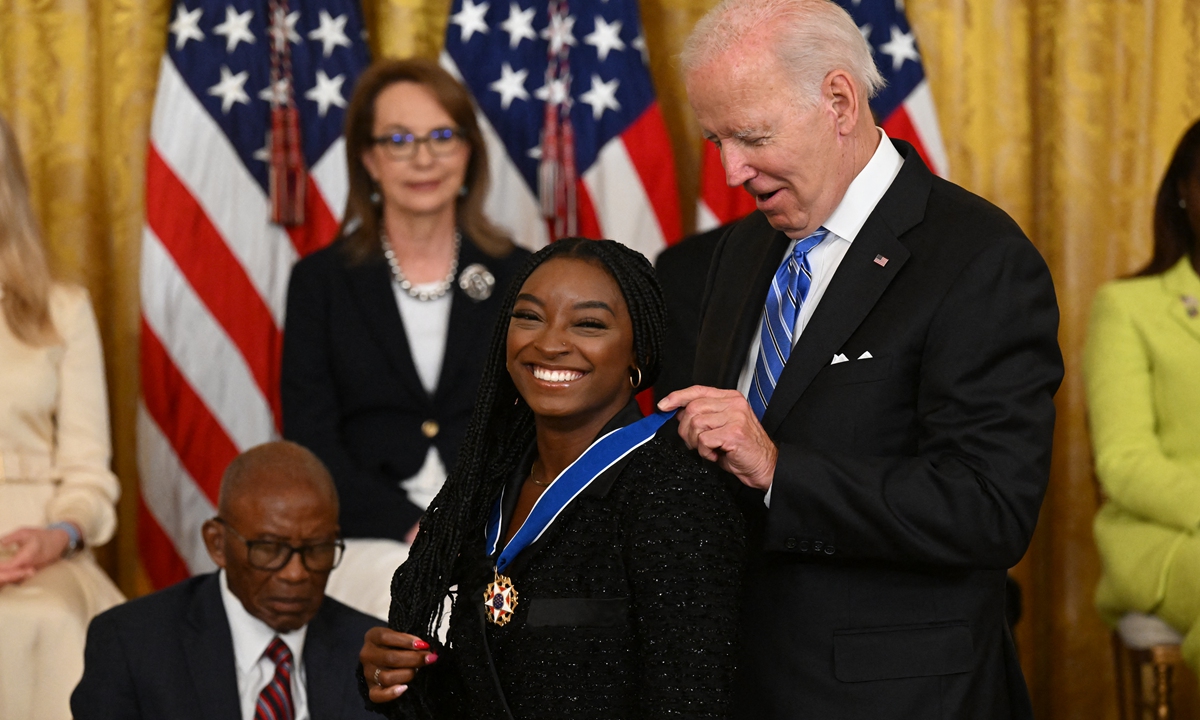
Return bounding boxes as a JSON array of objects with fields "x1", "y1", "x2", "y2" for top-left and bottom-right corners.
[{"x1": 459, "y1": 263, "x2": 496, "y2": 301}]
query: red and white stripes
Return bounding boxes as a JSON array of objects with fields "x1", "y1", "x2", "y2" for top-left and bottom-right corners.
[{"x1": 138, "y1": 56, "x2": 344, "y2": 587}]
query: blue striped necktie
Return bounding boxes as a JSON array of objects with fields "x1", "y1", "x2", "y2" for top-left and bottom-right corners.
[
  {"x1": 255, "y1": 638, "x2": 295, "y2": 720},
  {"x1": 749, "y1": 227, "x2": 830, "y2": 420}
]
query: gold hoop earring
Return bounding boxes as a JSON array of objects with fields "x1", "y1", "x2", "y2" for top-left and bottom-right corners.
[{"x1": 629, "y1": 366, "x2": 642, "y2": 389}]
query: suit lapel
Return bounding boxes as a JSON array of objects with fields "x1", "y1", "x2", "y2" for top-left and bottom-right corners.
[
  {"x1": 760, "y1": 141, "x2": 931, "y2": 435},
  {"x1": 437, "y1": 238, "x2": 498, "y2": 399},
  {"x1": 303, "y1": 605, "x2": 347, "y2": 720},
  {"x1": 343, "y1": 254, "x2": 427, "y2": 397},
  {"x1": 1161, "y1": 258, "x2": 1200, "y2": 344},
  {"x1": 694, "y1": 213, "x2": 792, "y2": 388},
  {"x1": 182, "y1": 576, "x2": 242, "y2": 719}
]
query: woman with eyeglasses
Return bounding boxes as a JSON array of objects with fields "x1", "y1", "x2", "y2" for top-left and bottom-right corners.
[
  {"x1": 282, "y1": 58, "x2": 529, "y2": 621},
  {"x1": 0, "y1": 114, "x2": 124, "y2": 720}
]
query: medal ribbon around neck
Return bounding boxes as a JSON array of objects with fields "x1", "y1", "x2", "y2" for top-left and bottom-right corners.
[{"x1": 481, "y1": 410, "x2": 675, "y2": 625}]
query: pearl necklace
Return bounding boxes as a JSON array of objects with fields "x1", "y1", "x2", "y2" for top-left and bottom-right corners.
[{"x1": 381, "y1": 230, "x2": 461, "y2": 302}]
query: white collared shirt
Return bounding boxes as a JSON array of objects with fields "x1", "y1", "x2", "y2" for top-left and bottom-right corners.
[
  {"x1": 734, "y1": 130, "x2": 904, "y2": 504},
  {"x1": 219, "y1": 570, "x2": 311, "y2": 720}
]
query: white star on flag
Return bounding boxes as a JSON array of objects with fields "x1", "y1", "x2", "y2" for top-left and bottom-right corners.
[
  {"x1": 305, "y1": 69, "x2": 347, "y2": 116},
  {"x1": 257, "y1": 78, "x2": 290, "y2": 106},
  {"x1": 489, "y1": 62, "x2": 530, "y2": 110},
  {"x1": 450, "y1": 0, "x2": 491, "y2": 43},
  {"x1": 541, "y1": 11, "x2": 576, "y2": 55},
  {"x1": 308, "y1": 10, "x2": 352, "y2": 57},
  {"x1": 584, "y1": 16, "x2": 624, "y2": 62},
  {"x1": 579, "y1": 74, "x2": 620, "y2": 120},
  {"x1": 253, "y1": 132, "x2": 272, "y2": 162},
  {"x1": 208, "y1": 65, "x2": 251, "y2": 113},
  {"x1": 879, "y1": 24, "x2": 919, "y2": 71},
  {"x1": 213, "y1": 6, "x2": 255, "y2": 53},
  {"x1": 269, "y1": 8, "x2": 302, "y2": 49},
  {"x1": 534, "y1": 75, "x2": 571, "y2": 106},
  {"x1": 631, "y1": 33, "x2": 648, "y2": 64},
  {"x1": 500, "y1": 3, "x2": 536, "y2": 49},
  {"x1": 169, "y1": 5, "x2": 205, "y2": 50},
  {"x1": 858, "y1": 23, "x2": 873, "y2": 45}
]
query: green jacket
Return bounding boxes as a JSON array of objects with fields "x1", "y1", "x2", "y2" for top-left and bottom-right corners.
[{"x1": 1085, "y1": 256, "x2": 1200, "y2": 619}]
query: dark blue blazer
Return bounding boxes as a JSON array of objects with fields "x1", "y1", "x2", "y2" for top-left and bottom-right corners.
[
  {"x1": 282, "y1": 235, "x2": 529, "y2": 540},
  {"x1": 71, "y1": 573, "x2": 384, "y2": 720}
]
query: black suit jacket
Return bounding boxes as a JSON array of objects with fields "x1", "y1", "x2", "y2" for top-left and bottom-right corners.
[
  {"x1": 282, "y1": 236, "x2": 529, "y2": 539},
  {"x1": 71, "y1": 573, "x2": 384, "y2": 720},
  {"x1": 694, "y1": 141, "x2": 1063, "y2": 719},
  {"x1": 653, "y1": 223, "x2": 727, "y2": 402}
]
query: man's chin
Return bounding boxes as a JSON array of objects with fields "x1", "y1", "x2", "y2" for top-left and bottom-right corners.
[{"x1": 257, "y1": 603, "x2": 320, "y2": 633}]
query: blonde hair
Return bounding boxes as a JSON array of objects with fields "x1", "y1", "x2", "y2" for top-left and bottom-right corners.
[
  {"x1": 681, "y1": 0, "x2": 884, "y2": 108},
  {"x1": 0, "y1": 115, "x2": 58, "y2": 346}
]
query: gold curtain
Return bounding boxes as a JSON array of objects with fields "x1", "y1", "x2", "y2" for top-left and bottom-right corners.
[{"x1": 2, "y1": 0, "x2": 1199, "y2": 716}]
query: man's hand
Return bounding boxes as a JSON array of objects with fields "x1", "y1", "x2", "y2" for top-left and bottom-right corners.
[
  {"x1": 360, "y1": 626, "x2": 438, "y2": 703},
  {"x1": 0, "y1": 526, "x2": 72, "y2": 587},
  {"x1": 658, "y1": 385, "x2": 777, "y2": 491}
]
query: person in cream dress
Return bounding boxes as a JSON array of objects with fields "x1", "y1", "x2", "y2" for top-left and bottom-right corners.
[{"x1": 0, "y1": 115, "x2": 123, "y2": 720}]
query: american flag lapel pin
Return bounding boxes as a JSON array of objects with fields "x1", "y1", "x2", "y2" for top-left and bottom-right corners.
[{"x1": 874, "y1": 255, "x2": 889, "y2": 267}]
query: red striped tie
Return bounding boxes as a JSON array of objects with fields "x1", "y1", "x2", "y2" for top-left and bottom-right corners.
[{"x1": 255, "y1": 638, "x2": 295, "y2": 720}]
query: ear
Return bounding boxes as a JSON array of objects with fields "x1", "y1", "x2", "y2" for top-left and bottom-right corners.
[
  {"x1": 361, "y1": 149, "x2": 381, "y2": 185},
  {"x1": 825, "y1": 69, "x2": 861, "y2": 137},
  {"x1": 202, "y1": 518, "x2": 228, "y2": 569}
]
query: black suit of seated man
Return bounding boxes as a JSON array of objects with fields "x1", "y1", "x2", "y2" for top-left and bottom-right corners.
[{"x1": 72, "y1": 441, "x2": 384, "y2": 720}]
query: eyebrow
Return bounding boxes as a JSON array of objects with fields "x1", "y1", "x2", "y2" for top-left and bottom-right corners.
[
  {"x1": 574, "y1": 300, "x2": 615, "y2": 314},
  {"x1": 514, "y1": 295, "x2": 615, "y2": 314}
]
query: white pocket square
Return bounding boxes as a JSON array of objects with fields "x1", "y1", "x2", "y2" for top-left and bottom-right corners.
[
  {"x1": 831, "y1": 353, "x2": 849, "y2": 365},
  {"x1": 858, "y1": 351, "x2": 873, "y2": 360}
]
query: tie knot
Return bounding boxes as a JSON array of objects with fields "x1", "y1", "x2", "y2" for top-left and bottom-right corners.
[
  {"x1": 792, "y1": 227, "x2": 829, "y2": 258},
  {"x1": 264, "y1": 638, "x2": 293, "y2": 667}
]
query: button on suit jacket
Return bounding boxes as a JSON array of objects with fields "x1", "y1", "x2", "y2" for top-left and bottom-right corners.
[{"x1": 694, "y1": 141, "x2": 1063, "y2": 720}]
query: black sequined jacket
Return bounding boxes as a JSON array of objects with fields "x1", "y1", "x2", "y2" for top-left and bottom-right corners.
[{"x1": 399, "y1": 406, "x2": 744, "y2": 720}]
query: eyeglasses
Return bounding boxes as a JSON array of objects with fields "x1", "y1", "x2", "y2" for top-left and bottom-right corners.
[
  {"x1": 214, "y1": 518, "x2": 345, "y2": 572},
  {"x1": 371, "y1": 127, "x2": 464, "y2": 160}
]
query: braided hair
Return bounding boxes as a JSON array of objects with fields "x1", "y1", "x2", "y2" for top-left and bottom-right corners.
[{"x1": 387, "y1": 238, "x2": 667, "y2": 718}]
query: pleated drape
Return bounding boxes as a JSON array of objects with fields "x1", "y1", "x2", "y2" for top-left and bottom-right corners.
[{"x1": 2, "y1": 0, "x2": 1199, "y2": 716}]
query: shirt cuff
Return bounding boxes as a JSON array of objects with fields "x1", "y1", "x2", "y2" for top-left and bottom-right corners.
[{"x1": 764, "y1": 483, "x2": 773, "y2": 508}]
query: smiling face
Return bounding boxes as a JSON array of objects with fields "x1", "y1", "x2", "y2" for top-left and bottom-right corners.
[
  {"x1": 686, "y1": 37, "x2": 852, "y2": 239},
  {"x1": 506, "y1": 257, "x2": 637, "y2": 426},
  {"x1": 203, "y1": 474, "x2": 339, "y2": 633},
  {"x1": 361, "y1": 80, "x2": 470, "y2": 221}
]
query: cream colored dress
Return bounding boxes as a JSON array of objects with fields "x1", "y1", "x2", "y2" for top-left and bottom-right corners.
[{"x1": 0, "y1": 284, "x2": 124, "y2": 720}]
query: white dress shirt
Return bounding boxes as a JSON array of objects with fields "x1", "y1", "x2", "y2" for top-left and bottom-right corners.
[
  {"x1": 219, "y1": 570, "x2": 310, "y2": 720},
  {"x1": 734, "y1": 130, "x2": 904, "y2": 505}
]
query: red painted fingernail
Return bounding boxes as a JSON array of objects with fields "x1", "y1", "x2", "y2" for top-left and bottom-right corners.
[
  {"x1": 412, "y1": 638, "x2": 429, "y2": 650},
  {"x1": 425, "y1": 653, "x2": 439, "y2": 664}
]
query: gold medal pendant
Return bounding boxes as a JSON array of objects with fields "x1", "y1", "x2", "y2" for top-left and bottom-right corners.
[{"x1": 484, "y1": 570, "x2": 518, "y2": 626}]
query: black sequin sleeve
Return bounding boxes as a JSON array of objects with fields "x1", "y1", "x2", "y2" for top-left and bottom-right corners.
[{"x1": 620, "y1": 435, "x2": 744, "y2": 719}]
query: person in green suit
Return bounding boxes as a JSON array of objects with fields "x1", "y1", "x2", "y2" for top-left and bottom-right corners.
[{"x1": 1086, "y1": 117, "x2": 1200, "y2": 669}]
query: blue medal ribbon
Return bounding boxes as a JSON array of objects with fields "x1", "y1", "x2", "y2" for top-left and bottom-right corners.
[{"x1": 484, "y1": 410, "x2": 676, "y2": 573}]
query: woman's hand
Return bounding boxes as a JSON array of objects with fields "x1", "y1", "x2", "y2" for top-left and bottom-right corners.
[
  {"x1": 360, "y1": 626, "x2": 438, "y2": 703},
  {"x1": 0, "y1": 526, "x2": 73, "y2": 587}
]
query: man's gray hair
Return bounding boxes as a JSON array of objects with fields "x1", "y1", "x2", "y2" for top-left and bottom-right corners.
[{"x1": 680, "y1": 0, "x2": 885, "y2": 108}]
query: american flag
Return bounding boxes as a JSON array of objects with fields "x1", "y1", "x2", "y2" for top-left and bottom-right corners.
[
  {"x1": 138, "y1": 0, "x2": 368, "y2": 587},
  {"x1": 440, "y1": 0, "x2": 681, "y2": 257},
  {"x1": 697, "y1": 0, "x2": 949, "y2": 231}
]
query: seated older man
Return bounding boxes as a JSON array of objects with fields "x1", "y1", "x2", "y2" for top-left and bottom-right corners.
[{"x1": 71, "y1": 441, "x2": 384, "y2": 720}]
